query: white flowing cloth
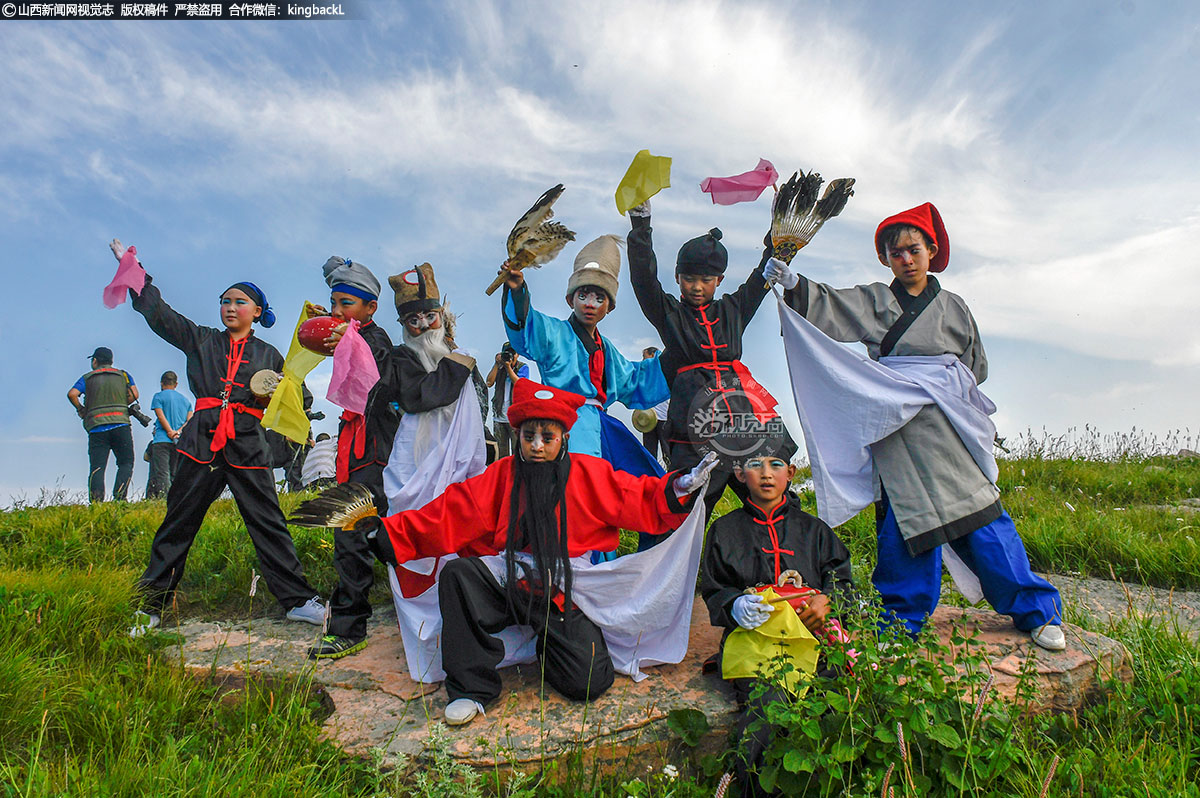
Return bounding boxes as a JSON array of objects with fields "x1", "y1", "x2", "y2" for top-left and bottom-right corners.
[
  {"x1": 382, "y1": 378, "x2": 537, "y2": 683},
  {"x1": 478, "y1": 477, "x2": 709, "y2": 681},
  {"x1": 775, "y1": 294, "x2": 996, "y2": 601}
]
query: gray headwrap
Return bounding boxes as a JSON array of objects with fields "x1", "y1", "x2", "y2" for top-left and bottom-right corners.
[{"x1": 322, "y1": 256, "x2": 382, "y2": 301}]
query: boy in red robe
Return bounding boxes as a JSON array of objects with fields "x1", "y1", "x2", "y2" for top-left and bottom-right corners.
[{"x1": 327, "y1": 379, "x2": 718, "y2": 726}]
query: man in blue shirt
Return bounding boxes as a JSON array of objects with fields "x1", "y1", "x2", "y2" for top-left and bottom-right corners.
[
  {"x1": 67, "y1": 346, "x2": 138, "y2": 502},
  {"x1": 146, "y1": 370, "x2": 194, "y2": 499}
]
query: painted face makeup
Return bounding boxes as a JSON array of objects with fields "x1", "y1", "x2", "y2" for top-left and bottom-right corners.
[
  {"x1": 402, "y1": 310, "x2": 441, "y2": 333},
  {"x1": 519, "y1": 421, "x2": 565, "y2": 462}
]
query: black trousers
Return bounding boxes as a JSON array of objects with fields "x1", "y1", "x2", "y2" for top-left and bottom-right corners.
[
  {"x1": 88, "y1": 425, "x2": 134, "y2": 503},
  {"x1": 321, "y1": 463, "x2": 390, "y2": 640},
  {"x1": 145, "y1": 441, "x2": 179, "y2": 499},
  {"x1": 138, "y1": 456, "x2": 316, "y2": 614},
  {"x1": 439, "y1": 557, "x2": 614, "y2": 705},
  {"x1": 641, "y1": 426, "x2": 671, "y2": 467},
  {"x1": 326, "y1": 513, "x2": 378, "y2": 640},
  {"x1": 732, "y1": 677, "x2": 790, "y2": 798}
]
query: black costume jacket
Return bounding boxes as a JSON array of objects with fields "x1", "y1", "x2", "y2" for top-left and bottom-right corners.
[
  {"x1": 627, "y1": 214, "x2": 782, "y2": 469},
  {"x1": 386, "y1": 346, "x2": 488, "y2": 419},
  {"x1": 700, "y1": 495, "x2": 853, "y2": 646},
  {"x1": 132, "y1": 275, "x2": 294, "y2": 469}
]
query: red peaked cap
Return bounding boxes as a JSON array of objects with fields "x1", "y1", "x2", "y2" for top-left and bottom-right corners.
[
  {"x1": 507, "y1": 379, "x2": 585, "y2": 432},
  {"x1": 874, "y1": 202, "x2": 950, "y2": 273}
]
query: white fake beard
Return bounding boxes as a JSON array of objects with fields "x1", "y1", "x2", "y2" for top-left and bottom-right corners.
[{"x1": 403, "y1": 323, "x2": 451, "y2": 373}]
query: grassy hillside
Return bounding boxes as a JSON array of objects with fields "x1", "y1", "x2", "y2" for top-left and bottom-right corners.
[{"x1": 1, "y1": 450, "x2": 1198, "y2": 795}]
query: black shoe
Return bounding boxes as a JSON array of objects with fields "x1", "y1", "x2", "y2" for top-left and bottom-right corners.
[{"x1": 307, "y1": 634, "x2": 367, "y2": 660}]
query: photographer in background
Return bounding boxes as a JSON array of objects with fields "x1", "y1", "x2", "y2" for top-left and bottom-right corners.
[
  {"x1": 485, "y1": 342, "x2": 529, "y2": 458},
  {"x1": 68, "y1": 346, "x2": 145, "y2": 503}
]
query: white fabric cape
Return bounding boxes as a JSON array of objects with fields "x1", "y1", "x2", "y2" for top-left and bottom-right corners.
[
  {"x1": 381, "y1": 377, "x2": 532, "y2": 682},
  {"x1": 775, "y1": 293, "x2": 996, "y2": 602}
]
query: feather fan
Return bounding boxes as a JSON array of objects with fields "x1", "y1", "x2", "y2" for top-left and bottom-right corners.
[
  {"x1": 770, "y1": 171, "x2": 855, "y2": 264},
  {"x1": 486, "y1": 184, "x2": 577, "y2": 295},
  {"x1": 288, "y1": 483, "x2": 379, "y2": 531}
]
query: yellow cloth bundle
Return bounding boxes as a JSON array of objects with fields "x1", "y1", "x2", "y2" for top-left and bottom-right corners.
[
  {"x1": 262, "y1": 303, "x2": 326, "y2": 444},
  {"x1": 721, "y1": 587, "x2": 820, "y2": 695}
]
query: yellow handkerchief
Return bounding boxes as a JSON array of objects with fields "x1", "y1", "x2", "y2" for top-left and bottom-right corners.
[
  {"x1": 721, "y1": 587, "x2": 820, "y2": 695},
  {"x1": 615, "y1": 149, "x2": 672, "y2": 215}
]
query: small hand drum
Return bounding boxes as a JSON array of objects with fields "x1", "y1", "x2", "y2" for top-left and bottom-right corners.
[
  {"x1": 249, "y1": 369, "x2": 282, "y2": 399},
  {"x1": 750, "y1": 569, "x2": 819, "y2": 612}
]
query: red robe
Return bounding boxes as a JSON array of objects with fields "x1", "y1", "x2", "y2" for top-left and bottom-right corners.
[{"x1": 380, "y1": 454, "x2": 691, "y2": 564}]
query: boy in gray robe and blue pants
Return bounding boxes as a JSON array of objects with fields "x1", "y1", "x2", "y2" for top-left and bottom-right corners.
[{"x1": 766, "y1": 202, "x2": 1065, "y2": 650}]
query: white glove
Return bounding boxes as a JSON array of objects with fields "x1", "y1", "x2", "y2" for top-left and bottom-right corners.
[
  {"x1": 628, "y1": 200, "x2": 651, "y2": 218},
  {"x1": 763, "y1": 257, "x2": 799, "y2": 290},
  {"x1": 110, "y1": 238, "x2": 127, "y2": 262},
  {"x1": 731, "y1": 594, "x2": 774, "y2": 630},
  {"x1": 674, "y1": 451, "x2": 720, "y2": 497}
]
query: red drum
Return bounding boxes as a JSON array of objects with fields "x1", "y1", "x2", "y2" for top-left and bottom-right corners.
[{"x1": 297, "y1": 316, "x2": 343, "y2": 354}]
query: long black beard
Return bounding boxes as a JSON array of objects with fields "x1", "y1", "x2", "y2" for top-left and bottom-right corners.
[{"x1": 504, "y1": 453, "x2": 572, "y2": 619}]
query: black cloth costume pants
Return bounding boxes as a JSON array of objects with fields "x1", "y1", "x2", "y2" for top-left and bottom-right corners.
[
  {"x1": 138, "y1": 456, "x2": 315, "y2": 614},
  {"x1": 732, "y1": 677, "x2": 790, "y2": 798},
  {"x1": 438, "y1": 557, "x2": 614, "y2": 705},
  {"x1": 322, "y1": 463, "x2": 390, "y2": 641},
  {"x1": 88, "y1": 425, "x2": 134, "y2": 503}
]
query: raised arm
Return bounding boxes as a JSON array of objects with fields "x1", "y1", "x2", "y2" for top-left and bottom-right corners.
[
  {"x1": 501, "y1": 275, "x2": 568, "y2": 373},
  {"x1": 782, "y1": 275, "x2": 887, "y2": 345},
  {"x1": 724, "y1": 232, "x2": 775, "y2": 327},
  {"x1": 375, "y1": 463, "x2": 507, "y2": 563},
  {"x1": 626, "y1": 206, "x2": 673, "y2": 334}
]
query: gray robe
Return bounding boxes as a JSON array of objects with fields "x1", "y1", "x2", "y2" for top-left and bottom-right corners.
[{"x1": 784, "y1": 275, "x2": 1001, "y2": 555}]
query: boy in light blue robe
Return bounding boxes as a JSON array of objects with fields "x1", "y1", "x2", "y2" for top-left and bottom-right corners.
[{"x1": 500, "y1": 235, "x2": 669, "y2": 483}]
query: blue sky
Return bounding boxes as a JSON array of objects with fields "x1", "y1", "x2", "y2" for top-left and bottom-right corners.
[{"x1": 2, "y1": 0, "x2": 1198, "y2": 503}]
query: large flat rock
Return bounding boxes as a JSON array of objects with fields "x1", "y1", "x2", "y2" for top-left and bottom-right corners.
[{"x1": 165, "y1": 599, "x2": 1131, "y2": 768}]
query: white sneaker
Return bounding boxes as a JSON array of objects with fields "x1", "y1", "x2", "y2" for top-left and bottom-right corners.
[
  {"x1": 1031, "y1": 623, "x2": 1066, "y2": 651},
  {"x1": 286, "y1": 596, "x2": 327, "y2": 626},
  {"x1": 129, "y1": 611, "x2": 160, "y2": 638},
  {"x1": 444, "y1": 698, "x2": 485, "y2": 726}
]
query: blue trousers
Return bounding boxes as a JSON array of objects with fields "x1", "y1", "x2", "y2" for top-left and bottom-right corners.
[{"x1": 872, "y1": 500, "x2": 1062, "y2": 636}]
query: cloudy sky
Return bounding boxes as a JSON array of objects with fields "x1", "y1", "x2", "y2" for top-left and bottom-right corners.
[{"x1": 2, "y1": 0, "x2": 1198, "y2": 503}]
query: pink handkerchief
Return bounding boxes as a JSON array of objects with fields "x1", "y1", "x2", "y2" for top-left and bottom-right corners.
[
  {"x1": 103, "y1": 245, "x2": 146, "y2": 308},
  {"x1": 699, "y1": 158, "x2": 779, "y2": 205},
  {"x1": 327, "y1": 320, "x2": 380, "y2": 414}
]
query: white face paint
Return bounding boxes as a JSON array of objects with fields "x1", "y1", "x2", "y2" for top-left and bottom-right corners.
[
  {"x1": 402, "y1": 310, "x2": 441, "y2": 333},
  {"x1": 518, "y1": 421, "x2": 565, "y2": 461}
]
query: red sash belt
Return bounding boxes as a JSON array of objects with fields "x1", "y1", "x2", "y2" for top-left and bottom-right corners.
[
  {"x1": 195, "y1": 397, "x2": 264, "y2": 452},
  {"x1": 336, "y1": 410, "x2": 366, "y2": 482},
  {"x1": 677, "y1": 359, "x2": 778, "y2": 422}
]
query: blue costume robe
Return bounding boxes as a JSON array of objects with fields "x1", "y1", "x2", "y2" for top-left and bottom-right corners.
[{"x1": 502, "y1": 283, "x2": 668, "y2": 480}]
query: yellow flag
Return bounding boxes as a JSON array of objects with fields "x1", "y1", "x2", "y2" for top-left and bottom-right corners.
[
  {"x1": 615, "y1": 149, "x2": 672, "y2": 215},
  {"x1": 262, "y1": 303, "x2": 326, "y2": 444},
  {"x1": 721, "y1": 588, "x2": 820, "y2": 695}
]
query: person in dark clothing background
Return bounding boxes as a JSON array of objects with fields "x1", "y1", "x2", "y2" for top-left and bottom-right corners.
[{"x1": 68, "y1": 346, "x2": 141, "y2": 502}]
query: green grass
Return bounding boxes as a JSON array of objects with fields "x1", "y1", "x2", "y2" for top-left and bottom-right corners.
[{"x1": 2, "y1": 450, "x2": 1200, "y2": 794}]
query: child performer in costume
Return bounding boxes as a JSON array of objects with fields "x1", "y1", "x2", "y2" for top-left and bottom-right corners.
[
  {"x1": 295, "y1": 379, "x2": 718, "y2": 726},
  {"x1": 312, "y1": 262, "x2": 488, "y2": 662},
  {"x1": 701, "y1": 443, "x2": 853, "y2": 798},
  {"x1": 501, "y1": 234, "x2": 669, "y2": 478},
  {"x1": 765, "y1": 203, "x2": 1065, "y2": 650},
  {"x1": 307, "y1": 256, "x2": 401, "y2": 513},
  {"x1": 626, "y1": 200, "x2": 795, "y2": 518},
  {"x1": 107, "y1": 240, "x2": 325, "y2": 636}
]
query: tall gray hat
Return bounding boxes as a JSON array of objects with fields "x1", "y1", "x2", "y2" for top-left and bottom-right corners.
[
  {"x1": 566, "y1": 235, "x2": 622, "y2": 309},
  {"x1": 323, "y1": 256, "x2": 382, "y2": 300}
]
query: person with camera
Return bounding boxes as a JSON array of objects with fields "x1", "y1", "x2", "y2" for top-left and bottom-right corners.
[
  {"x1": 68, "y1": 346, "x2": 147, "y2": 502},
  {"x1": 485, "y1": 342, "x2": 528, "y2": 459}
]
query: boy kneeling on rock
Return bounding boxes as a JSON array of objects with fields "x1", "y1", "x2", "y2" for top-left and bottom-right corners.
[{"x1": 294, "y1": 379, "x2": 717, "y2": 726}]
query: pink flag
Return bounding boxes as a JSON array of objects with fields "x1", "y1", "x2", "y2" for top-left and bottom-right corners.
[
  {"x1": 699, "y1": 158, "x2": 779, "y2": 205},
  {"x1": 102, "y1": 245, "x2": 146, "y2": 308},
  {"x1": 326, "y1": 320, "x2": 380, "y2": 414}
]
